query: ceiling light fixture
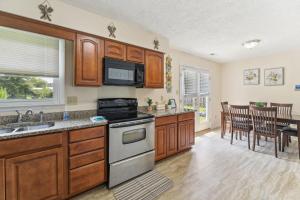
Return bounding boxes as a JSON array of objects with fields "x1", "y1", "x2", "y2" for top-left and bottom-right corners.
[
  {"x1": 209, "y1": 53, "x2": 215, "y2": 56},
  {"x1": 242, "y1": 39, "x2": 261, "y2": 49}
]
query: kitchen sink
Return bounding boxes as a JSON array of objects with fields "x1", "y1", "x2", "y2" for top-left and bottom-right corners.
[
  {"x1": 14, "y1": 122, "x2": 55, "y2": 132},
  {"x1": 0, "y1": 128, "x2": 15, "y2": 135},
  {"x1": 0, "y1": 122, "x2": 55, "y2": 134}
]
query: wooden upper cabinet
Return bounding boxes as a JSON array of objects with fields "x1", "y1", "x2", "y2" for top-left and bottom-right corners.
[
  {"x1": 5, "y1": 148, "x2": 64, "y2": 200},
  {"x1": 104, "y1": 40, "x2": 126, "y2": 60},
  {"x1": 127, "y1": 45, "x2": 145, "y2": 63},
  {"x1": 145, "y1": 50, "x2": 164, "y2": 88},
  {"x1": 75, "y1": 34, "x2": 104, "y2": 87}
]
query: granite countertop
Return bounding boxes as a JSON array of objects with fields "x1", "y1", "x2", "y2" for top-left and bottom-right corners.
[
  {"x1": 0, "y1": 118, "x2": 107, "y2": 141},
  {"x1": 144, "y1": 108, "x2": 196, "y2": 118}
]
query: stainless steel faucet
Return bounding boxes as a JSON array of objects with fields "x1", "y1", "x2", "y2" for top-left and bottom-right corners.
[
  {"x1": 24, "y1": 109, "x2": 33, "y2": 116},
  {"x1": 15, "y1": 109, "x2": 34, "y2": 123},
  {"x1": 39, "y1": 111, "x2": 44, "y2": 122}
]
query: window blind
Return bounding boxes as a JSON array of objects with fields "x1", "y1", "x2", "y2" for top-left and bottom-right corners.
[
  {"x1": 183, "y1": 69, "x2": 209, "y2": 96},
  {"x1": 0, "y1": 26, "x2": 62, "y2": 77}
]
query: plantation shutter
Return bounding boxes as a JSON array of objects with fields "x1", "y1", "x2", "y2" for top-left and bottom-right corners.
[
  {"x1": 0, "y1": 26, "x2": 62, "y2": 77},
  {"x1": 183, "y1": 70, "x2": 198, "y2": 96},
  {"x1": 199, "y1": 72, "x2": 209, "y2": 96}
]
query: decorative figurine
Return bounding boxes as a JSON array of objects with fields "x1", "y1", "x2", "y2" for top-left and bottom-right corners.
[
  {"x1": 107, "y1": 23, "x2": 117, "y2": 38},
  {"x1": 153, "y1": 39, "x2": 160, "y2": 50},
  {"x1": 38, "y1": 0, "x2": 53, "y2": 22}
]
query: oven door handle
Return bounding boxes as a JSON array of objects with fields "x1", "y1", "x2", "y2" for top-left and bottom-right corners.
[{"x1": 109, "y1": 118, "x2": 154, "y2": 128}]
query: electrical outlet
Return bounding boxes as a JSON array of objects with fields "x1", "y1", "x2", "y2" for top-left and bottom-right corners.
[{"x1": 67, "y1": 96, "x2": 78, "y2": 105}]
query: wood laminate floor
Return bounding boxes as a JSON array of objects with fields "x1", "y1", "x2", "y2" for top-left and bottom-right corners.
[{"x1": 72, "y1": 129, "x2": 300, "y2": 200}]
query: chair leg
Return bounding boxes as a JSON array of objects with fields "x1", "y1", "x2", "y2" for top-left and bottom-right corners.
[
  {"x1": 265, "y1": 136, "x2": 268, "y2": 142},
  {"x1": 239, "y1": 131, "x2": 242, "y2": 140},
  {"x1": 252, "y1": 133, "x2": 256, "y2": 151},
  {"x1": 282, "y1": 134, "x2": 286, "y2": 152},
  {"x1": 257, "y1": 135, "x2": 260, "y2": 146},
  {"x1": 286, "y1": 136, "x2": 289, "y2": 147},
  {"x1": 275, "y1": 137, "x2": 278, "y2": 158},
  {"x1": 230, "y1": 130, "x2": 234, "y2": 145},
  {"x1": 236, "y1": 131, "x2": 238, "y2": 140},
  {"x1": 247, "y1": 131, "x2": 250, "y2": 150},
  {"x1": 278, "y1": 134, "x2": 281, "y2": 152}
]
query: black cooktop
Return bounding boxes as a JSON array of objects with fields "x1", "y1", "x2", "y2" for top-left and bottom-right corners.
[{"x1": 97, "y1": 98, "x2": 153, "y2": 123}]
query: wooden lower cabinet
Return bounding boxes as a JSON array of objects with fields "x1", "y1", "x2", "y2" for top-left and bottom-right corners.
[
  {"x1": 69, "y1": 161, "x2": 105, "y2": 196},
  {"x1": 155, "y1": 113, "x2": 195, "y2": 161},
  {"x1": 178, "y1": 119, "x2": 195, "y2": 152},
  {"x1": 5, "y1": 148, "x2": 64, "y2": 200},
  {"x1": 155, "y1": 126, "x2": 167, "y2": 161},
  {"x1": 166, "y1": 123, "x2": 178, "y2": 156},
  {"x1": 0, "y1": 159, "x2": 5, "y2": 200}
]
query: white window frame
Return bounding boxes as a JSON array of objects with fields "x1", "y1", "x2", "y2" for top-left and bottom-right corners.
[{"x1": 0, "y1": 40, "x2": 65, "y2": 111}]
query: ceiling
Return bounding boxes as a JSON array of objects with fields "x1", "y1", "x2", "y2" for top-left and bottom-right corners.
[{"x1": 62, "y1": 0, "x2": 300, "y2": 63}]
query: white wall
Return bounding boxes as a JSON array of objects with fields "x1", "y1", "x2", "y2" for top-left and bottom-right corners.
[
  {"x1": 221, "y1": 49, "x2": 300, "y2": 114},
  {"x1": 0, "y1": 0, "x2": 222, "y2": 129}
]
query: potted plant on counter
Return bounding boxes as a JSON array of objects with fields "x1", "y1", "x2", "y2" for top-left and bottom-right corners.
[{"x1": 146, "y1": 97, "x2": 153, "y2": 111}]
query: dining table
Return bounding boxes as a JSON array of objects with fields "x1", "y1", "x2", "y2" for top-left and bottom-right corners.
[{"x1": 221, "y1": 111, "x2": 300, "y2": 156}]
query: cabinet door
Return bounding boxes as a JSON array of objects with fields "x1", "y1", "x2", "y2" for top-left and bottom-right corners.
[
  {"x1": 6, "y1": 148, "x2": 64, "y2": 200},
  {"x1": 127, "y1": 45, "x2": 144, "y2": 63},
  {"x1": 155, "y1": 126, "x2": 167, "y2": 161},
  {"x1": 178, "y1": 121, "x2": 189, "y2": 152},
  {"x1": 145, "y1": 50, "x2": 164, "y2": 88},
  {"x1": 0, "y1": 159, "x2": 4, "y2": 200},
  {"x1": 188, "y1": 120, "x2": 195, "y2": 146},
  {"x1": 166, "y1": 123, "x2": 178, "y2": 156},
  {"x1": 104, "y1": 40, "x2": 126, "y2": 60},
  {"x1": 75, "y1": 34, "x2": 104, "y2": 86}
]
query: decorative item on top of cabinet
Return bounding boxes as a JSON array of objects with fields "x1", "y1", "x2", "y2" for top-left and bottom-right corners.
[
  {"x1": 75, "y1": 34, "x2": 104, "y2": 86},
  {"x1": 107, "y1": 23, "x2": 116, "y2": 38},
  {"x1": 145, "y1": 50, "x2": 164, "y2": 88},
  {"x1": 127, "y1": 45, "x2": 145, "y2": 63},
  {"x1": 104, "y1": 40, "x2": 126, "y2": 60},
  {"x1": 38, "y1": 0, "x2": 53, "y2": 22},
  {"x1": 153, "y1": 39, "x2": 160, "y2": 50}
]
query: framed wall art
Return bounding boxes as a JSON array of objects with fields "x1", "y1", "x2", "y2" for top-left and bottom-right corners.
[
  {"x1": 243, "y1": 68, "x2": 260, "y2": 85},
  {"x1": 264, "y1": 67, "x2": 284, "y2": 86}
]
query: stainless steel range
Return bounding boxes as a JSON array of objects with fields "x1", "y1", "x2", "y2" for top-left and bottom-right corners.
[{"x1": 97, "y1": 98, "x2": 155, "y2": 188}]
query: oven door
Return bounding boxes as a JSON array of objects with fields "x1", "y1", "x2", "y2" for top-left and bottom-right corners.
[{"x1": 109, "y1": 118, "x2": 155, "y2": 163}]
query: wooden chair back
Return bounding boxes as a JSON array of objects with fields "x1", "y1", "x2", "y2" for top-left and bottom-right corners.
[
  {"x1": 251, "y1": 107, "x2": 277, "y2": 137},
  {"x1": 221, "y1": 101, "x2": 230, "y2": 121},
  {"x1": 270, "y1": 103, "x2": 293, "y2": 126},
  {"x1": 229, "y1": 105, "x2": 250, "y2": 132}
]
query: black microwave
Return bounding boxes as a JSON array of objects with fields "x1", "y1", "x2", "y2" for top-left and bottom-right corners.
[{"x1": 103, "y1": 57, "x2": 144, "y2": 87}]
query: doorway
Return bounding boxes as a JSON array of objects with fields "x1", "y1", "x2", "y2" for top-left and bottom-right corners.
[{"x1": 180, "y1": 66, "x2": 210, "y2": 132}]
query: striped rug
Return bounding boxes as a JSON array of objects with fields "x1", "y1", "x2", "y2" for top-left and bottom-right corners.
[{"x1": 113, "y1": 170, "x2": 173, "y2": 200}]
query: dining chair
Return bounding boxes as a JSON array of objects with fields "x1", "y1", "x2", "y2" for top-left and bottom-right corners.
[
  {"x1": 270, "y1": 103, "x2": 293, "y2": 147},
  {"x1": 281, "y1": 125, "x2": 300, "y2": 159},
  {"x1": 249, "y1": 102, "x2": 268, "y2": 107},
  {"x1": 251, "y1": 107, "x2": 281, "y2": 158},
  {"x1": 221, "y1": 101, "x2": 231, "y2": 137},
  {"x1": 229, "y1": 105, "x2": 252, "y2": 149}
]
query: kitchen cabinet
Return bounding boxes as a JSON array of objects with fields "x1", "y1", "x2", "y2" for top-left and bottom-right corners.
[
  {"x1": 145, "y1": 50, "x2": 164, "y2": 88},
  {"x1": 127, "y1": 45, "x2": 145, "y2": 63},
  {"x1": 178, "y1": 112, "x2": 195, "y2": 152},
  {"x1": 105, "y1": 40, "x2": 126, "y2": 60},
  {"x1": 166, "y1": 123, "x2": 178, "y2": 156},
  {"x1": 155, "y1": 112, "x2": 195, "y2": 161},
  {"x1": 68, "y1": 126, "x2": 106, "y2": 197},
  {"x1": 0, "y1": 159, "x2": 4, "y2": 200},
  {"x1": 5, "y1": 148, "x2": 64, "y2": 200},
  {"x1": 155, "y1": 126, "x2": 167, "y2": 161},
  {"x1": 75, "y1": 34, "x2": 104, "y2": 86}
]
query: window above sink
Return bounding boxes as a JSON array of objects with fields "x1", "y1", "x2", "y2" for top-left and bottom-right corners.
[{"x1": 0, "y1": 26, "x2": 65, "y2": 110}]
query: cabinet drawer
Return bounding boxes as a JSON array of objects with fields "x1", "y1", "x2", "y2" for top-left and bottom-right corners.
[
  {"x1": 69, "y1": 160, "x2": 105, "y2": 196},
  {"x1": 104, "y1": 40, "x2": 126, "y2": 60},
  {"x1": 155, "y1": 115, "x2": 177, "y2": 127},
  {"x1": 178, "y1": 112, "x2": 195, "y2": 122},
  {"x1": 69, "y1": 149, "x2": 104, "y2": 169},
  {"x1": 69, "y1": 126, "x2": 105, "y2": 143},
  {"x1": 69, "y1": 138, "x2": 104, "y2": 156},
  {"x1": 127, "y1": 45, "x2": 144, "y2": 63},
  {"x1": 0, "y1": 133, "x2": 63, "y2": 157}
]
